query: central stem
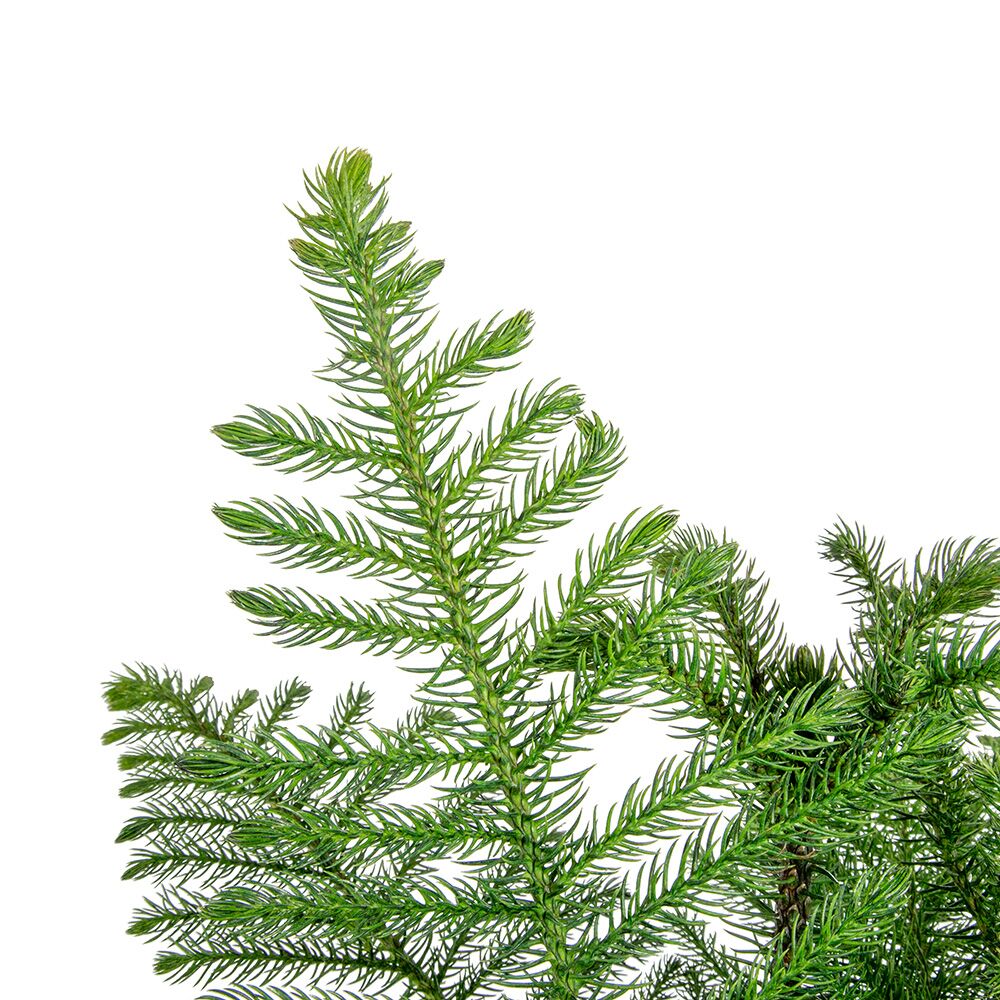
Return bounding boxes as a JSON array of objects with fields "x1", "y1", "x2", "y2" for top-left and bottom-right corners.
[{"x1": 368, "y1": 311, "x2": 579, "y2": 998}]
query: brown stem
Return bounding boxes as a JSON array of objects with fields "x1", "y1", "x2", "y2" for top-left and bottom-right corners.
[{"x1": 775, "y1": 841, "x2": 814, "y2": 969}]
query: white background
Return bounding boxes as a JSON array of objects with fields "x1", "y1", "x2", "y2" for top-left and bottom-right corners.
[{"x1": 3, "y1": 2, "x2": 998, "y2": 995}]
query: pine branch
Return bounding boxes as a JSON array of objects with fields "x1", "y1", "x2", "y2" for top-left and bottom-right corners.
[
  {"x1": 462, "y1": 413, "x2": 626, "y2": 573},
  {"x1": 656, "y1": 526, "x2": 787, "y2": 704},
  {"x1": 255, "y1": 680, "x2": 313, "y2": 739},
  {"x1": 216, "y1": 498, "x2": 413, "y2": 579},
  {"x1": 105, "y1": 149, "x2": 1000, "y2": 1000},
  {"x1": 198, "y1": 986, "x2": 369, "y2": 1000},
  {"x1": 214, "y1": 406, "x2": 398, "y2": 479},
  {"x1": 712, "y1": 869, "x2": 908, "y2": 1000},
  {"x1": 510, "y1": 509, "x2": 681, "y2": 683},
  {"x1": 567, "y1": 684, "x2": 856, "y2": 876},
  {"x1": 443, "y1": 380, "x2": 584, "y2": 508},
  {"x1": 228, "y1": 586, "x2": 451, "y2": 654},
  {"x1": 411, "y1": 311, "x2": 534, "y2": 410}
]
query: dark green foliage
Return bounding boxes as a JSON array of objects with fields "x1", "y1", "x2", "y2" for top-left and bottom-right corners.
[{"x1": 105, "y1": 150, "x2": 1000, "y2": 999}]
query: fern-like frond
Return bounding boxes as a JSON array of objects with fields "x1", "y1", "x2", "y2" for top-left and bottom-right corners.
[
  {"x1": 510, "y1": 509, "x2": 679, "y2": 680},
  {"x1": 819, "y1": 519, "x2": 899, "y2": 608},
  {"x1": 216, "y1": 498, "x2": 412, "y2": 579},
  {"x1": 463, "y1": 413, "x2": 625, "y2": 571},
  {"x1": 410, "y1": 310, "x2": 535, "y2": 410},
  {"x1": 569, "y1": 683, "x2": 857, "y2": 875},
  {"x1": 198, "y1": 986, "x2": 372, "y2": 1000},
  {"x1": 178, "y1": 728, "x2": 485, "y2": 806},
  {"x1": 254, "y1": 680, "x2": 313, "y2": 739},
  {"x1": 656, "y1": 526, "x2": 787, "y2": 704},
  {"x1": 198, "y1": 986, "x2": 366, "y2": 1000},
  {"x1": 214, "y1": 405, "x2": 397, "y2": 479},
  {"x1": 229, "y1": 586, "x2": 450, "y2": 654},
  {"x1": 443, "y1": 380, "x2": 584, "y2": 508}
]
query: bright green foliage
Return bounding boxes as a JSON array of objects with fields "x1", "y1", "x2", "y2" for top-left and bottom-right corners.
[{"x1": 105, "y1": 150, "x2": 1000, "y2": 999}]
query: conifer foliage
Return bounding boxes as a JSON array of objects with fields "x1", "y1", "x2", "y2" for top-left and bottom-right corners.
[{"x1": 105, "y1": 150, "x2": 1000, "y2": 999}]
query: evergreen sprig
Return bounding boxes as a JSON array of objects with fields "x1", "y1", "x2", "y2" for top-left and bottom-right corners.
[{"x1": 106, "y1": 150, "x2": 1000, "y2": 999}]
